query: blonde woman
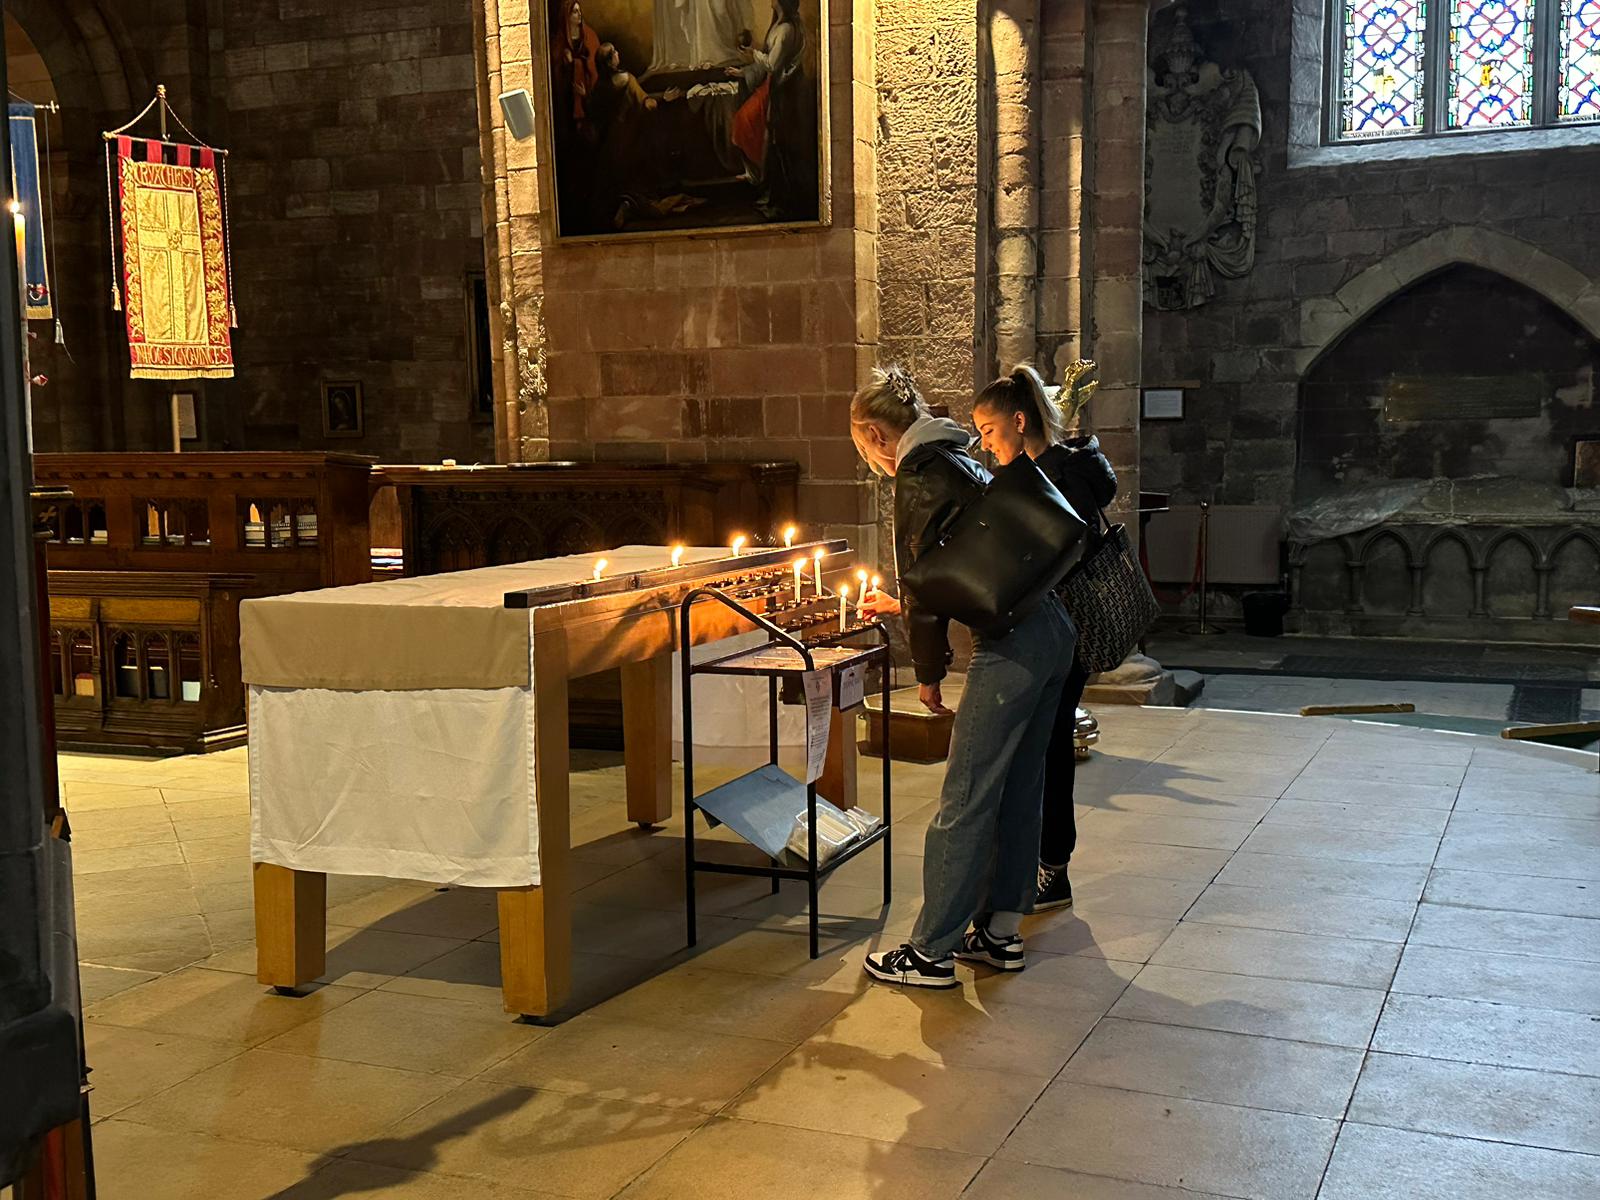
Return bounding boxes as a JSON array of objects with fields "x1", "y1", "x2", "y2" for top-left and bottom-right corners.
[{"x1": 852, "y1": 367, "x2": 1074, "y2": 987}]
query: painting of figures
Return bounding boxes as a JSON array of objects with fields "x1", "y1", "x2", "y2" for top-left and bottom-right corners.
[{"x1": 538, "y1": 0, "x2": 828, "y2": 239}]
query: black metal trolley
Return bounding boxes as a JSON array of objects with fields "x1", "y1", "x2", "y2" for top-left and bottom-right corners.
[{"x1": 678, "y1": 585, "x2": 893, "y2": 959}]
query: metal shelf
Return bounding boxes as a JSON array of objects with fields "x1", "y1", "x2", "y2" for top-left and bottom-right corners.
[{"x1": 679, "y1": 583, "x2": 893, "y2": 959}]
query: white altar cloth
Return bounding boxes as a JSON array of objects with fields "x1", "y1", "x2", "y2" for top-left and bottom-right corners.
[{"x1": 243, "y1": 546, "x2": 731, "y2": 889}]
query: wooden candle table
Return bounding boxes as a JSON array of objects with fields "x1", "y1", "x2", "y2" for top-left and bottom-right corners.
[{"x1": 244, "y1": 541, "x2": 868, "y2": 1019}]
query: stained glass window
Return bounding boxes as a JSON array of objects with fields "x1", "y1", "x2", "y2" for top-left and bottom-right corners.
[
  {"x1": 1331, "y1": 0, "x2": 1600, "y2": 139},
  {"x1": 1342, "y1": 1, "x2": 1428, "y2": 137},
  {"x1": 1448, "y1": 0, "x2": 1536, "y2": 128},
  {"x1": 1561, "y1": 0, "x2": 1600, "y2": 120}
]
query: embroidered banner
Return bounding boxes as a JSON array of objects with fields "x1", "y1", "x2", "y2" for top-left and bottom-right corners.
[
  {"x1": 116, "y1": 140, "x2": 234, "y2": 379},
  {"x1": 8, "y1": 102, "x2": 52, "y2": 319}
]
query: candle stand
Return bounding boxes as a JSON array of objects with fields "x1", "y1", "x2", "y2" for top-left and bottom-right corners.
[{"x1": 678, "y1": 573, "x2": 892, "y2": 959}]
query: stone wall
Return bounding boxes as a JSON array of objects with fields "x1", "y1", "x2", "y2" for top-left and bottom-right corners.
[
  {"x1": 1141, "y1": 0, "x2": 1600, "y2": 510},
  {"x1": 9, "y1": 0, "x2": 492, "y2": 461},
  {"x1": 479, "y1": 0, "x2": 882, "y2": 557}
]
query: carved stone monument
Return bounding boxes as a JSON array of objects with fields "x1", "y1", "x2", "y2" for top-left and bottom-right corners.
[{"x1": 1143, "y1": 7, "x2": 1262, "y2": 311}]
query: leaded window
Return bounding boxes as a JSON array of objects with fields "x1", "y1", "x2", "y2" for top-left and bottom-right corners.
[{"x1": 1332, "y1": 0, "x2": 1600, "y2": 138}]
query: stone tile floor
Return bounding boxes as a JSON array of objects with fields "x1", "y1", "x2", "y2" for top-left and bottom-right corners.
[{"x1": 61, "y1": 705, "x2": 1600, "y2": 1199}]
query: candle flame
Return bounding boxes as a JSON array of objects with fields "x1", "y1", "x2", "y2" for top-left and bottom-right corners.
[
  {"x1": 671, "y1": 545, "x2": 684, "y2": 567},
  {"x1": 870, "y1": 575, "x2": 882, "y2": 590},
  {"x1": 812, "y1": 547, "x2": 824, "y2": 561},
  {"x1": 839, "y1": 583, "x2": 850, "y2": 596},
  {"x1": 783, "y1": 524, "x2": 797, "y2": 548},
  {"x1": 6, "y1": 200, "x2": 19, "y2": 216},
  {"x1": 593, "y1": 558, "x2": 608, "y2": 581},
  {"x1": 731, "y1": 535, "x2": 747, "y2": 556}
]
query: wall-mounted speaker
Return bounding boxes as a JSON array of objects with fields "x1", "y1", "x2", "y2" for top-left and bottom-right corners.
[{"x1": 498, "y1": 89, "x2": 536, "y2": 142}]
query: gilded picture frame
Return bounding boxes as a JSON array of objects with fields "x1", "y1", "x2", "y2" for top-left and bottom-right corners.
[{"x1": 532, "y1": 0, "x2": 832, "y2": 243}]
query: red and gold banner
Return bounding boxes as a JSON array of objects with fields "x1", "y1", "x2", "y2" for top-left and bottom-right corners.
[{"x1": 115, "y1": 138, "x2": 234, "y2": 379}]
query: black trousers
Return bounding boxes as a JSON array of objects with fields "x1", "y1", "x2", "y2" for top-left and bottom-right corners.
[{"x1": 1040, "y1": 653, "x2": 1091, "y2": 866}]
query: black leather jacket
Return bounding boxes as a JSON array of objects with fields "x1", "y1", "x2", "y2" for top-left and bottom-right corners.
[
  {"x1": 1034, "y1": 436, "x2": 1118, "y2": 577},
  {"x1": 894, "y1": 441, "x2": 990, "y2": 685}
]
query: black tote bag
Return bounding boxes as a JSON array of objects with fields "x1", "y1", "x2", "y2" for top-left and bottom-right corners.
[
  {"x1": 1060, "y1": 509, "x2": 1162, "y2": 673},
  {"x1": 900, "y1": 453, "x2": 1089, "y2": 637}
]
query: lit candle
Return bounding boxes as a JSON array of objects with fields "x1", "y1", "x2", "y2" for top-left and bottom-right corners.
[
  {"x1": 671, "y1": 544, "x2": 684, "y2": 568},
  {"x1": 855, "y1": 569, "x2": 869, "y2": 615},
  {"x1": 9, "y1": 201, "x2": 22, "y2": 277},
  {"x1": 783, "y1": 524, "x2": 797, "y2": 549},
  {"x1": 838, "y1": 583, "x2": 850, "y2": 632},
  {"x1": 731, "y1": 534, "x2": 747, "y2": 558},
  {"x1": 792, "y1": 557, "x2": 805, "y2": 602},
  {"x1": 812, "y1": 547, "x2": 825, "y2": 595},
  {"x1": 593, "y1": 558, "x2": 608, "y2": 581}
]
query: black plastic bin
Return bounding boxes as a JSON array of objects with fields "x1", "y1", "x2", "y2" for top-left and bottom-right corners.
[{"x1": 1242, "y1": 591, "x2": 1289, "y2": 637}]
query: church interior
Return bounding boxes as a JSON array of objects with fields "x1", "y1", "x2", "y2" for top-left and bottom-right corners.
[{"x1": 2, "y1": 0, "x2": 1598, "y2": 1196}]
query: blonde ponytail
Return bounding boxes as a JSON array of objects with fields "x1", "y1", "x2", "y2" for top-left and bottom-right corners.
[{"x1": 975, "y1": 363, "x2": 1064, "y2": 445}]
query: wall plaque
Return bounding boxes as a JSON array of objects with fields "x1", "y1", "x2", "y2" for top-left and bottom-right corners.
[{"x1": 1383, "y1": 375, "x2": 1545, "y2": 423}]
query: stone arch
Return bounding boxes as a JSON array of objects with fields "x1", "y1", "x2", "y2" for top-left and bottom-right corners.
[{"x1": 1296, "y1": 228, "x2": 1600, "y2": 373}]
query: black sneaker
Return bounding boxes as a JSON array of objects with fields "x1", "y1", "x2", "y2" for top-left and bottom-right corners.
[
  {"x1": 954, "y1": 925, "x2": 1026, "y2": 972},
  {"x1": 863, "y1": 943, "x2": 959, "y2": 989},
  {"x1": 1035, "y1": 862, "x2": 1073, "y2": 912}
]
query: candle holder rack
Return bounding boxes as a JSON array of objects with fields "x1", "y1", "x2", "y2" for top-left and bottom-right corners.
[{"x1": 678, "y1": 579, "x2": 892, "y2": 959}]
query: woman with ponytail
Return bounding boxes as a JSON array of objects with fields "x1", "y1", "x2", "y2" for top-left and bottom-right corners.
[
  {"x1": 850, "y1": 366, "x2": 1076, "y2": 987},
  {"x1": 973, "y1": 363, "x2": 1118, "y2": 913}
]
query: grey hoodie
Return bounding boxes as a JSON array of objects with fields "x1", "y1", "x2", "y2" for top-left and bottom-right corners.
[{"x1": 894, "y1": 416, "x2": 971, "y2": 471}]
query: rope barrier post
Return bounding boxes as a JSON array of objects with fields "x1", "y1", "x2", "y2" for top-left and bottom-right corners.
[{"x1": 1182, "y1": 500, "x2": 1224, "y2": 636}]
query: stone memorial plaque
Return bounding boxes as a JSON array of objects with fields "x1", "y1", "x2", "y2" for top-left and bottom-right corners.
[{"x1": 1383, "y1": 375, "x2": 1544, "y2": 423}]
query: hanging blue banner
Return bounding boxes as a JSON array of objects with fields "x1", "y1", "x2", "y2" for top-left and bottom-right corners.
[{"x1": 9, "y1": 101, "x2": 53, "y2": 319}]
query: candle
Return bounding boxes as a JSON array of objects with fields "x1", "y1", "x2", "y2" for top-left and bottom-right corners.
[
  {"x1": 838, "y1": 584, "x2": 850, "y2": 632},
  {"x1": 792, "y1": 557, "x2": 805, "y2": 602},
  {"x1": 731, "y1": 534, "x2": 747, "y2": 558},
  {"x1": 783, "y1": 524, "x2": 797, "y2": 549},
  {"x1": 855, "y1": 569, "x2": 869, "y2": 615},
  {"x1": 812, "y1": 547, "x2": 825, "y2": 595},
  {"x1": 9, "y1": 201, "x2": 22, "y2": 279},
  {"x1": 593, "y1": 558, "x2": 608, "y2": 581},
  {"x1": 670, "y1": 544, "x2": 684, "y2": 568}
]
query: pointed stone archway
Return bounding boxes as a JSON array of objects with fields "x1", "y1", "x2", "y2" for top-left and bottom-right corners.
[{"x1": 1294, "y1": 227, "x2": 1600, "y2": 375}]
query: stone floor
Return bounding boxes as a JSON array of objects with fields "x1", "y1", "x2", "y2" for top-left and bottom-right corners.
[{"x1": 63, "y1": 705, "x2": 1600, "y2": 1199}]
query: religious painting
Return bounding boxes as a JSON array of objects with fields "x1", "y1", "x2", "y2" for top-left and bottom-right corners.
[
  {"x1": 535, "y1": 0, "x2": 829, "y2": 240},
  {"x1": 321, "y1": 381, "x2": 364, "y2": 438}
]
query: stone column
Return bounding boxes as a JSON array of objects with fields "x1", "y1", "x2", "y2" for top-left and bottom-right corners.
[
  {"x1": 1084, "y1": 0, "x2": 1150, "y2": 534},
  {"x1": 472, "y1": 0, "x2": 549, "y2": 463},
  {"x1": 986, "y1": 0, "x2": 1041, "y2": 376}
]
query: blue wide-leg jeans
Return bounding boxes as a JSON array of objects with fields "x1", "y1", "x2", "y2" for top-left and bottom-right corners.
[{"x1": 910, "y1": 594, "x2": 1076, "y2": 958}]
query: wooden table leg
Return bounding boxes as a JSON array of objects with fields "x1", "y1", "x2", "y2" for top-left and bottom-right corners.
[
  {"x1": 253, "y1": 862, "x2": 326, "y2": 990},
  {"x1": 621, "y1": 652, "x2": 673, "y2": 826},
  {"x1": 499, "y1": 663, "x2": 572, "y2": 1019},
  {"x1": 818, "y1": 706, "x2": 858, "y2": 811}
]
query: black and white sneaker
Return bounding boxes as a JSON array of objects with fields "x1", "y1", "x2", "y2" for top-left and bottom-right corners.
[
  {"x1": 1035, "y1": 862, "x2": 1073, "y2": 912},
  {"x1": 863, "y1": 944, "x2": 959, "y2": 989},
  {"x1": 955, "y1": 924, "x2": 1026, "y2": 971}
]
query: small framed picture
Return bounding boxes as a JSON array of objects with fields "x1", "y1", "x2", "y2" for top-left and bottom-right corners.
[
  {"x1": 1574, "y1": 436, "x2": 1600, "y2": 489},
  {"x1": 321, "y1": 380, "x2": 364, "y2": 438},
  {"x1": 1142, "y1": 387, "x2": 1185, "y2": 421}
]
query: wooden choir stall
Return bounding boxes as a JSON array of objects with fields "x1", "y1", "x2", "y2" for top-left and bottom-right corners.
[{"x1": 244, "y1": 541, "x2": 879, "y2": 1019}]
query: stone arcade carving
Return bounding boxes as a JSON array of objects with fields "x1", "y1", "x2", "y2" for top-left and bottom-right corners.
[{"x1": 1143, "y1": 7, "x2": 1261, "y2": 311}]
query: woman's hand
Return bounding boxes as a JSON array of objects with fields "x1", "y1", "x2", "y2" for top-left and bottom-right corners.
[
  {"x1": 860, "y1": 587, "x2": 901, "y2": 618},
  {"x1": 918, "y1": 683, "x2": 952, "y2": 715}
]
